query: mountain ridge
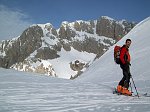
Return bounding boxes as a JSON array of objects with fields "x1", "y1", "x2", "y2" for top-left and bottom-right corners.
[{"x1": 0, "y1": 16, "x2": 136, "y2": 79}]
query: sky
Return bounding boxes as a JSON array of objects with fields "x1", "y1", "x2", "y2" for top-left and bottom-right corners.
[{"x1": 0, "y1": 0, "x2": 150, "y2": 40}]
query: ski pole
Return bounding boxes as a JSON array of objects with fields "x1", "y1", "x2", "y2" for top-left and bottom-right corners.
[
  {"x1": 131, "y1": 75, "x2": 139, "y2": 97},
  {"x1": 129, "y1": 81, "x2": 133, "y2": 93}
]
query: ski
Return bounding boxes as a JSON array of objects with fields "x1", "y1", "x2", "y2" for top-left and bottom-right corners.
[
  {"x1": 133, "y1": 93, "x2": 150, "y2": 97},
  {"x1": 112, "y1": 88, "x2": 150, "y2": 97},
  {"x1": 113, "y1": 88, "x2": 120, "y2": 95}
]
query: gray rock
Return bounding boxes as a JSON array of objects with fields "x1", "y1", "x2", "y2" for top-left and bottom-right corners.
[
  {"x1": 96, "y1": 16, "x2": 136, "y2": 40},
  {"x1": 0, "y1": 25, "x2": 43, "y2": 68},
  {"x1": 35, "y1": 47, "x2": 60, "y2": 59}
]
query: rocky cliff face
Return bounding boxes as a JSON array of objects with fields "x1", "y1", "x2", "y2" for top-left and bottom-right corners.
[
  {"x1": 0, "y1": 16, "x2": 136, "y2": 79},
  {"x1": 0, "y1": 25, "x2": 43, "y2": 68},
  {"x1": 96, "y1": 16, "x2": 135, "y2": 40}
]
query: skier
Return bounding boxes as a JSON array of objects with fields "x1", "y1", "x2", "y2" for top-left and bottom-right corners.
[{"x1": 117, "y1": 39, "x2": 132, "y2": 96}]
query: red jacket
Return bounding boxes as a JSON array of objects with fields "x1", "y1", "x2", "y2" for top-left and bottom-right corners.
[{"x1": 120, "y1": 45, "x2": 131, "y2": 64}]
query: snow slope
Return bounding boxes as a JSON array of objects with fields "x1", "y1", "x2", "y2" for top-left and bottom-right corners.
[
  {"x1": 48, "y1": 47, "x2": 96, "y2": 79},
  {"x1": 0, "y1": 17, "x2": 150, "y2": 112},
  {"x1": 1, "y1": 68, "x2": 150, "y2": 112}
]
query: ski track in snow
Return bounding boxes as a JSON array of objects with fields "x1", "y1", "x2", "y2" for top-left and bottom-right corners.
[{"x1": 0, "y1": 76, "x2": 150, "y2": 112}]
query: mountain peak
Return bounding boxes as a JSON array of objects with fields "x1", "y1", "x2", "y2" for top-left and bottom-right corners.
[
  {"x1": 101, "y1": 16, "x2": 115, "y2": 21},
  {"x1": 61, "y1": 21, "x2": 69, "y2": 26}
]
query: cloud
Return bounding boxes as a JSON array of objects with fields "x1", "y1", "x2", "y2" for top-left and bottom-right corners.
[{"x1": 0, "y1": 5, "x2": 33, "y2": 40}]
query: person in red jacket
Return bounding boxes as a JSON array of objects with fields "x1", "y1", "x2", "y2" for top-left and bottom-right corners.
[{"x1": 117, "y1": 39, "x2": 132, "y2": 96}]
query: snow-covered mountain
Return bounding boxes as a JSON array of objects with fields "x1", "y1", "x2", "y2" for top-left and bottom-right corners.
[
  {"x1": 0, "y1": 16, "x2": 135, "y2": 79},
  {"x1": 0, "y1": 17, "x2": 150, "y2": 112}
]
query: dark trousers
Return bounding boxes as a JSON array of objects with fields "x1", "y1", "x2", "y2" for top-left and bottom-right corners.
[{"x1": 119, "y1": 64, "x2": 131, "y2": 89}]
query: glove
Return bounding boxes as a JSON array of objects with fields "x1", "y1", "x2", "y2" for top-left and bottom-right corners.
[
  {"x1": 126, "y1": 62, "x2": 131, "y2": 66},
  {"x1": 129, "y1": 63, "x2": 131, "y2": 66}
]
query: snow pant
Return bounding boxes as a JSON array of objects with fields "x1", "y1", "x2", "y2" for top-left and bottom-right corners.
[{"x1": 119, "y1": 64, "x2": 131, "y2": 89}]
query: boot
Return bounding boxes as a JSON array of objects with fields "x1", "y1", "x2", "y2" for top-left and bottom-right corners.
[
  {"x1": 117, "y1": 85, "x2": 123, "y2": 93},
  {"x1": 122, "y1": 87, "x2": 132, "y2": 96}
]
